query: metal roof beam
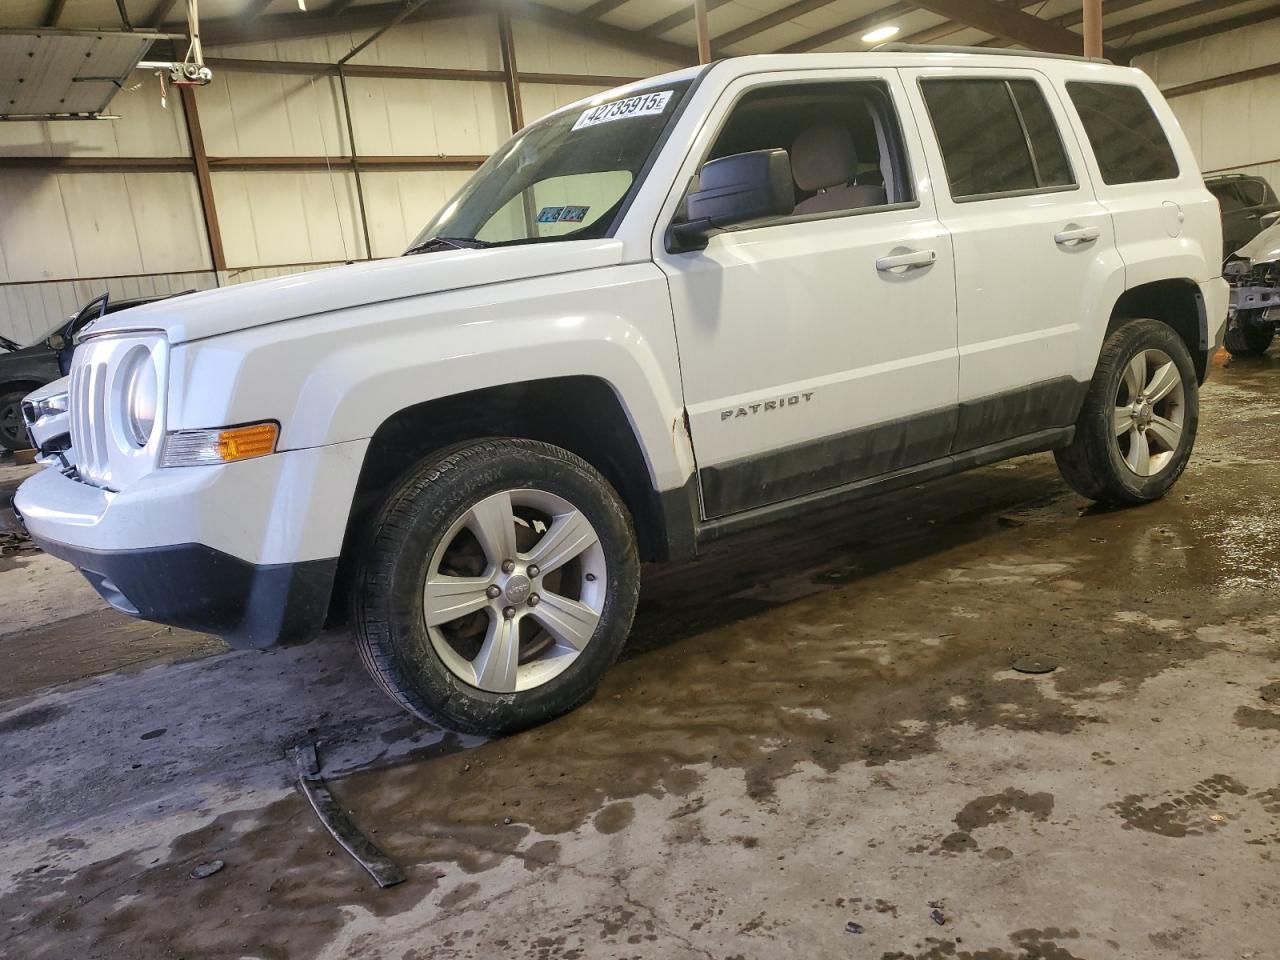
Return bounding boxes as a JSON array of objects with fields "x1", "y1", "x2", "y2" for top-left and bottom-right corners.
[
  {"x1": 43, "y1": 0, "x2": 69, "y2": 28},
  {"x1": 908, "y1": 0, "x2": 1085, "y2": 54},
  {"x1": 640, "y1": 0, "x2": 732, "y2": 38},
  {"x1": 1122, "y1": 4, "x2": 1280, "y2": 56},
  {"x1": 1105, "y1": 0, "x2": 1260, "y2": 43},
  {"x1": 716, "y1": 0, "x2": 846, "y2": 49}
]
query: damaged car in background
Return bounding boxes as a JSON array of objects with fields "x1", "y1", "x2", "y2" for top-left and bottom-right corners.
[{"x1": 1224, "y1": 211, "x2": 1280, "y2": 357}]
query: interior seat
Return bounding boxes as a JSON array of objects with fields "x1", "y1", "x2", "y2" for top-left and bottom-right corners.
[{"x1": 790, "y1": 124, "x2": 888, "y2": 216}]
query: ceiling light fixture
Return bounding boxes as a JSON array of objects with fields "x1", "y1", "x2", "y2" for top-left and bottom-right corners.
[{"x1": 862, "y1": 24, "x2": 900, "y2": 43}]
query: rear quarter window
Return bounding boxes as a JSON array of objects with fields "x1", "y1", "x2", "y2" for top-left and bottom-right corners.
[{"x1": 1066, "y1": 81, "x2": 1179, "y2": 185}]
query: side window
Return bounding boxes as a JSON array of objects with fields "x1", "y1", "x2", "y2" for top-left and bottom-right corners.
[
  {"x1": 919, "y1": 78, "x2": 1075, "y2": 201},
  {"x1": 1209, "y1": 183, "x2": 1245, "y2": 213},
  {"x1": 1066, "y1": 81, "x2": 1179, "y2": 185},
  {"x1": 1237, "y1": 180, "x2": 1266, "y2": 207},
  {"x1": 701, "y1": 80, "x2": 914, "y2": 219}
]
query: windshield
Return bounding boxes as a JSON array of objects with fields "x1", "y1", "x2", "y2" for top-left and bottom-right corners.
[{"x1": 409, "y1": 80, "x2": 692, "y2": 252}]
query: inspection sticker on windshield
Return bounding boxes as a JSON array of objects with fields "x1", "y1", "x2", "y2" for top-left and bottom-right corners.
[{"x1": 572, "y1": 90, "x2": 673, "y2": 131}]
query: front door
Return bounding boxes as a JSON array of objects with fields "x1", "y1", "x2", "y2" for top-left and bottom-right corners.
[{"x1": 654, "y1": 69, "x2": 959, "y2": 519}]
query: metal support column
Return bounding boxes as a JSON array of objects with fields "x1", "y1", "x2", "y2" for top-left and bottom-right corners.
[{"x1": 1082, "y1": 0, "x2": 1103, "y2": 58}]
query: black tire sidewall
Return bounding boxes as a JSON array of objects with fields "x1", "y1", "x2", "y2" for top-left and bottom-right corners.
[
  {"x1": 1094, "y1": 320, "x2": 1199, "y2": 502},
  {"x1": 0, "y1": 392, "x2": 27, "y2": 451},
  {"x1": 1225, "y1": 310, "x2": 1275, "y2": 355},
  {"x1": 360, "y1": 441, "x2": 639, "y2": 734}
]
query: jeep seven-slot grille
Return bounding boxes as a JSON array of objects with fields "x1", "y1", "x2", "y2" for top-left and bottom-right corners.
[{"x1": 69, "y1": 352, "x2": 111, "y2": 486}]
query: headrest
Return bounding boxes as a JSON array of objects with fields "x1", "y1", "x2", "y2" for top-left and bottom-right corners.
[{"x1": 791, "y1": 124, "x2": 859, "y2": 192}]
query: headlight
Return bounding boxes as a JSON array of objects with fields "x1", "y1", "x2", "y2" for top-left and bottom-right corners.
[
  {"x1": 161, "y1": 421, "x2": 279, "y2": 468},
  {"x1": 22, "y1": 391, "x2": 68, "y2": 427},
  {"x1": 119, "y1": 346, "x2": 159, "y2": 448}
]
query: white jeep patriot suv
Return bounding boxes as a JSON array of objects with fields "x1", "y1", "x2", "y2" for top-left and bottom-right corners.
[{"x1": 17, "y1": 48, "x2": 1227, "y2": 734}]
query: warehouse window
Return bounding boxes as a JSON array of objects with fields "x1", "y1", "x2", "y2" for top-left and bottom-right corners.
[
  {"x1": 1066, "y1": 81, "x2": 1179, "y2": 185},
  {"x1": 919, "y1": 78, "x2": 1076, "y2": 201}
]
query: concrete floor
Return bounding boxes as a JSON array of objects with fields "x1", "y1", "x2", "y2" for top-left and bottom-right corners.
[{"x1": 2, "y1": 349, "x2": 1279, "y2": 960}]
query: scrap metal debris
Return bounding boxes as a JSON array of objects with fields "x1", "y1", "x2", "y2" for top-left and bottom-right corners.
[{"x1": 293, "y1": 741, "x2": 406, "y2": 889}]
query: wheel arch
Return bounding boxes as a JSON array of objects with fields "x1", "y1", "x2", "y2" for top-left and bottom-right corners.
[
  {"x1": 0, "y1": 379, "x2": 49, "y2": 398},
  {"x1": 333, "y1": 376, "x2": 697, "y2": 616},
  {"x1": 1108, "y1": 278, "x2": 1211, "y2": 383}
]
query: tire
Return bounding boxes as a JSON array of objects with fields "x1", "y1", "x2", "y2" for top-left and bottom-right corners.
[
  {"x1": 1223, "y1": 309, "x2": 1276, "y2": 357},
  {"x1": 352, "y1": 438, "x2": 640, "y2": 735},
  {"x1": 1055, "y1": 318, "x2": 1199, "y2": 505},
  {"x1": 0, "y1": 391, "x2": 29, "y2": 452}
]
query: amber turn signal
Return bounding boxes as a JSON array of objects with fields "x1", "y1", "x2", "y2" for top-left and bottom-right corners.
[
  {"x1": 161, "y1": 421, "x2": 280, "y2": 468},
  {"x1": 218, "y1": 422, "x2": 279, "y2": 462}
]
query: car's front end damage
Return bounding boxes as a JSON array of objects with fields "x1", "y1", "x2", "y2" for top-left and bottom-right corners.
[{"x1": 1223, "y1": 220, "x2": 1280, "y2": 356}]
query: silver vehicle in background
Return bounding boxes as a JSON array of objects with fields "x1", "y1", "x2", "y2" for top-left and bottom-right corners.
[{"x1": 1224, "y1": 212, "x2": 1280, "y2": 357}]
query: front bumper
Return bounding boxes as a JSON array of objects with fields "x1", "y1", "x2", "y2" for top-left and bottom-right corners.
[
  {"x1": 30, "y1": 536, "x2": 337, "y2": 648},
  {"x1": 13, "y1": 439, "x2": 368, "y2": 648}
]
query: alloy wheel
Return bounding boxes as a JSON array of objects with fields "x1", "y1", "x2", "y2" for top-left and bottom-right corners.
[
  {"x1": 423, "y1": 488, "x2": 607, "y2": 693},
  {"x1": 1113, "y1": 348, "x2": 1185, "y2": 477}
]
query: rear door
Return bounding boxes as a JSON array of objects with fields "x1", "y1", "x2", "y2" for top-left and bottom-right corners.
[{"x1": 900, "y1": 67, "x2": 1121, "y2": 452}]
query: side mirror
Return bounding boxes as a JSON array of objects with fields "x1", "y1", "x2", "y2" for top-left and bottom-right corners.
[
  {"x1": 1261, "y1": 210, "x2": 1280, "y2": 229},
  {"x1": 668, "y1": 148, "x2": 795, "y2": 252},
  {"x1": 46, "y1": 333, "x2": 66, "y2": 352}
]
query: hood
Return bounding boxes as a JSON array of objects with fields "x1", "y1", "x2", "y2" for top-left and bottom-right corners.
[
  {"x1": 0, "y1": 341, "x2": 53, "y2": 366},
  {"x1": 1234, "y1": 221, "x2": 1280, "y2": 266},
  {"x1": 89, "y1": 239, "x2": 627, "y2": 345}
]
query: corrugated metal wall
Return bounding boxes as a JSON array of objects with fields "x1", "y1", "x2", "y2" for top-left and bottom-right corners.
[
  {"x1": 0, "y1": 12, "x2": 680, "y2": 343},
  {"x1": 1135, "y1": 20, "x2": 1280, "y2": 189}
]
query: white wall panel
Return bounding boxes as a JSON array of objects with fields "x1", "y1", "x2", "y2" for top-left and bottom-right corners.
[
  {"x1": 0, "y1": 172, "x2": 207, "y2": 285},
  {"x1": 0, "y1": 78, "x2": 189, "y2": 157},
  {"x1": 512, "y1": 19, "x2": 686, "y2": 78},
  {"x1": 520, "y1": 82, "x2": 612, "y2": 125},
  {"x1": 211, "y1": 169, "x2": 365, "y2": 266},
  {"x1": 362, "y1": 169, "x2": 475, "y2": 258},
  {"x1": 206, "y1": 14, "x2": 502, "y2": 70},
  {"x1": 0, "y1": 174, "x2": 81, "y2": 282},
  {"x1": 1138, "y1": 20, "x2": 1280, "y2": 180},
  {"x1": 197, "y1": 71, "x2": 350, "y2": 157},
  {"x1": 1136, "y1": 19, "x2": 1280, "y2": 88},
  {"x1": 347, "y1": 14, "x2": 502, "y2": 71},
  {"x1": 344, "y1": 76, "x2": 509, "y2": 156}
]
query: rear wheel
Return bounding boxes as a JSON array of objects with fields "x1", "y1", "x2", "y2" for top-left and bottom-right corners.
[
  {"x1": 1224, "y1": 309, "x2": 1275, "y2": 357},
  {"x1": 0, "y1": 391, "x2": 28, "y2": 452},
  {"x1": 352, "y1": 438, "x2": 640, "y2": 735},
  {"x1": 1055, "y1": 318, "x2": 1198, "y2": 505}
]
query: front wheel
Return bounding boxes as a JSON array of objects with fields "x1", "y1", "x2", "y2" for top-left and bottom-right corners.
[
  {"x1": 1224, "y1": 309, "x2": 1275, "y2": 357},
  {"x1": 352, "y1": 439, "x2": 640, "y2": 735},
  {"x1": 1055, "y1": 318, "x2": 1198, "y2": 505},
  {"x1": 0, "y1": 391, "x2": 29, "y2": 452}
]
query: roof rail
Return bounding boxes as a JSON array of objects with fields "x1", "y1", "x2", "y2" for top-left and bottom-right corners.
[{"x1": 872, "y1": 42, "x2": 1111, "y2": 65}]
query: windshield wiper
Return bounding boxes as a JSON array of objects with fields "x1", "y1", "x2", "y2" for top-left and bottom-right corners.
[
  {"x1": 0, "y1": 335, "x2": 19, "y2": 352},
  {"x1": 405, "y1": 236, "x2": 492, "y2": 255}
]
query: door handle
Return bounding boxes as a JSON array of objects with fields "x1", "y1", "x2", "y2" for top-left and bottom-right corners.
[
  {"x1": 1055, "y1": 225, "x2": 1101, "y2": 246},
  {"x1": 876, "y1": 248, "x2": 937, "y2": 272}
]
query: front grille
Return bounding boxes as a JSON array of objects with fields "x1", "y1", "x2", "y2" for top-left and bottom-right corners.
[{"x1": 69, "y1": 350, "x2": 112, "y2": 486}]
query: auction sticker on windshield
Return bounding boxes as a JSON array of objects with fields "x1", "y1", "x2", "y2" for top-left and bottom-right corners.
[{"x1": 572, "y1": 90, "x2": 673, "y2": 131}]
